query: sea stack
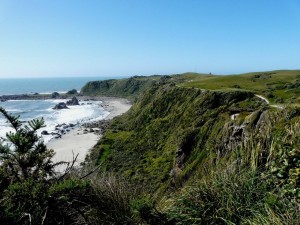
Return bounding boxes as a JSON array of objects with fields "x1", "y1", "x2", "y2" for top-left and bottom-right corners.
[{"x1": 66, "y1": 96, "x2": 80, "y2": 106}]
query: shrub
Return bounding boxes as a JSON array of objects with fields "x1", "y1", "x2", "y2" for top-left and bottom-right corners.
[
  {"x1": 132, "y1": 196, "x2": 171, "y2": 225},
  {"x1": 1, "y1": 180, "x2": 49, "y2": 224},
  {"x1": 0, "y1": 107, "x2": 90, "y2": 224},
  {"x1": 85, "y1": 174, "x2": 139, "y2": 225},
  {"x1": 0, "y1": 107, "x2": 58, "y2": 182},
  {"x1": 0, "y1": 107, "x2": 145, "y2": 225}
]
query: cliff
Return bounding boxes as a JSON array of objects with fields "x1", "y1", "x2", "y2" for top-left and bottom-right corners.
[
  {"x1": 85, "y1": 80, "x2": 298, "y2": 194},
  {"x1": 81, "y1": 73, "x2": 299, "y2": 224}
]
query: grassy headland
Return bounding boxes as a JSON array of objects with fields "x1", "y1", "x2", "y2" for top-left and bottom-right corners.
[
  {"x1": 80, "y1": 70, "x2": 300, "y2": 104},
  {"x1": 1, "y1": 70, "x2": 299, "y2": 224},
  {"x1": 176, "y1": 70, "x2": 300, "y2": 104},
  {"x1": 82, "y1": 70, "x2": 299, "y2": 224},
  {"x1": 80, "y1": 75, "x2": 160, "y2": 100}
]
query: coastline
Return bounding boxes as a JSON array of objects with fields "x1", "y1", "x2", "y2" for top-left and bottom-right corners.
[{"x1": 47, "y1": 97, "x2": 131, "y2": 167}]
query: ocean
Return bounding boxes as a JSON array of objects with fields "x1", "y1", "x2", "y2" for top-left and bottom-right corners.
[
  {"x1": 0, "y1": 76, "x2": 117, "y2": 95},
  {"x1": 0, "y1": 76, "x2": 122, "y2": 142}
]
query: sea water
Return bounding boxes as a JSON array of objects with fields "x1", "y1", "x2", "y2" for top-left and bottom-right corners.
[
  {"x1": 0, "y1": 76, "x2": 121, "y2": 142},
  {"x1": 0, "y1": 76, "x2": 117, "y2": 95}
]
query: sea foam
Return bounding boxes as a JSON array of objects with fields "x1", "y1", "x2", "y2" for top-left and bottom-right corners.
[{"x1": 0, "y1": 99, "x2": 108, "y2": 143}]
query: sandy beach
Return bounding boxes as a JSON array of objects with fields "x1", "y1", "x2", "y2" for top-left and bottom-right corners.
[{"x1": 47, "y1": 97, "x2": 131, "y2": 167}]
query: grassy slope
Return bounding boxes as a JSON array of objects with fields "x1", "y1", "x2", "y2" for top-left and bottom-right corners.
[
  {"x1": 82, "y1": 73, "x2": 300, "y2": 223},
  {"x1": 177, "y1": 70, "x2": 300, "y2": 104},
  {"x1": 80, "y1": 76, "x2": 160, "y2": 99},
  {"x1": 87, "y1": 82, "x2": 272, "y2": 194},
  {"x1": 83, "y1": 72, "x2": 300, "y2": 195},
  {"x1": 80, "y1": 70, "x2": 300, "y2": 104}
]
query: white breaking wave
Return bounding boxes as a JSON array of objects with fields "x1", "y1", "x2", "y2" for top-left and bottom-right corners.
[{"x1": 0, "y1": 99, "x2": 109, "y2": 143}]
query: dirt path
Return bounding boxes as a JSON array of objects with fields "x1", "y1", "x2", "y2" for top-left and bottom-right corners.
[{"x1": 255, "y1": 95, "x2": 284, "y2": 109}]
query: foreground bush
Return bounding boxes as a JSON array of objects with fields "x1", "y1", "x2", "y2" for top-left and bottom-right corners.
[{"x1": 0, "y1": 107, "x2": 140, "y2": 225}]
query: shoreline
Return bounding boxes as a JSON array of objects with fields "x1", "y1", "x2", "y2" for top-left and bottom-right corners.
[{"x1": 46, "y1": 97, "x2": 131, "y2": 167}]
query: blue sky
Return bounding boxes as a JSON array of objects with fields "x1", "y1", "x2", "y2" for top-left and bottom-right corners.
[{"x1": 0, "y1": 0, "x2": 299, "y2": 78}]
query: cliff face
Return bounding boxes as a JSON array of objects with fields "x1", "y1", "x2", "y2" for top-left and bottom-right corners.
[
  {"x1": 86, "y1": 83, "x2": 274, "y2": 189},
  {"x1": 82, "y1": 73, "x2": 300, "y2": 197},
  {"x1": 80, "y1": 76, "x2": 157, "y2": 99}
]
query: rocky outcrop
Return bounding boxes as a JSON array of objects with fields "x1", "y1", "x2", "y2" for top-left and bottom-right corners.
[
  {"x1": 67, "y1": 89, "x2": 78, "y2": 95},
  {"x1": 51, "y1": 92, "x2": 60, "y2": 98},
  {"x1": 66, "y1": 96, "x2": 79, "y2": 106},
  {"x1": 53, "y1": 102, "x2": 69, "y2": 109},
  {"x1": 82, "y1": 120, "x2": 110, "y2": 135},
  {"x1": 216, "y1": 108, "x2": 274, "y2": 168}
]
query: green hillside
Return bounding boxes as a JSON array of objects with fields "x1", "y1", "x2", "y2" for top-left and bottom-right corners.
[
  {"x1": 80, "y1": 70, "x2": 300, "y2": 105},
  {"x1": 87, "y1": 78, "x2": 299, "y2": 190},
  {"x1": 83, "y1": 75, "x2": 299, "y2": 223},
  {"x1": 177, "y1": 70, "x2": 300, "y2": 104},
  {"x1": 80, "y1": 76, "x2": 160, "y2": 99},
  {"x1": 87, "y1": 84, "x2": 262, "y2": 191}
]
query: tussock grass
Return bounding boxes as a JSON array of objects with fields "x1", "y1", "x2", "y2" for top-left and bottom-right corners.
[
  {"x1": 163, "y1": 166, "x2": 267, "y2": 224},
  {"x1": 158, "y1": 165, "x2": 299, "y2": 225},
  {"x1": 84, "y1": 174, "x2": 139, "y2": 225}
]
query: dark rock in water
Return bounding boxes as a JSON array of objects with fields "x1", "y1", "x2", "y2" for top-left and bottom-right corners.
[
  {"x1": 0, "y1": 98, "x2": 6, "y2": 102},
  {"x1": 67, "y1": 89, "x2": 78, "y2": 95},
  {"x1": 51, "y1": 92, "x2": 60, "y2": 99},
  {"x1": 41, "y1": 130, "x2": 49, "y2": 135},
  {"x1": 66, "y1": 96, "x2": 80, "y2": 106},
  {"x1": 53, "y1": 102, "x2": 69, "y2": 110}
]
